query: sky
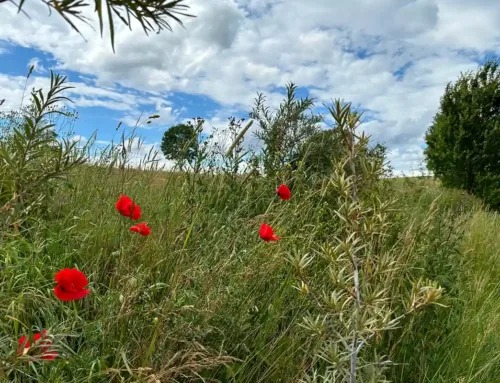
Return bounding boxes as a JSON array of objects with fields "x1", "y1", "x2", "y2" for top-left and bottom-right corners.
[{"x1": 0, "y1": 0, "x2": 499, "y2": 174}]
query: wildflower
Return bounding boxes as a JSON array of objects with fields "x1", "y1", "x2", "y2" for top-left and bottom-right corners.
[
  {"x1": 115, "y1": 194, "x2": 141, "y2": 220},
  {"x1": 18, "y1": 330, "x2": 58, "y2": 360},
  {"x1": 260, "y1": 223, "x2": 280, "y2": 242},
  {"x1": 130, "y1": 222, "x2": 151, "y2": 237},
  {"x1": 276, "y1": 184, "x2": 291, "y2": 200},
  {"x1": 54, "y1": 268, "x2": 91, "y2": 301}
]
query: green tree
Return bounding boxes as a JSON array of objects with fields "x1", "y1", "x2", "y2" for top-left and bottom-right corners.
[
  {"x1": 0, "y1": 0, "x2": 193, "y2": 51},
  {"x1": 251, "y1": 82, "x2": 322, "y2": 178},
  {"x1": 425, "y1": 60, "x2": 500, "y2": 208},
  {"x1": 160, "y1": 121, "x2": 199, "y2": 170}
]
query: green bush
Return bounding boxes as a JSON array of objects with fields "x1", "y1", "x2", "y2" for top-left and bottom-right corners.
[
  {"x1": 425, "y1": 60, "x2": 500, "y2": 209},
  {"x1": 0, "y1": 72, "x2": 86, "y2": 232}
]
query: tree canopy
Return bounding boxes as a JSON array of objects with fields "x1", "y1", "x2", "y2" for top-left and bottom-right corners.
[
  {"x1": 160, "y1": 122, "x2": 198, "y2": 170},
  {"x1": 425, "y1": 60, "x2": 500, "y2": 208}
]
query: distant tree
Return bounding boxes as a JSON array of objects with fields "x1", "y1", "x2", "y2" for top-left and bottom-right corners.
[
  {"x1": 251, "y1": 82, "x2": 322, "y2": 178},
  {"x1": 0, "y1": 0, "x2": 194, "y2": 52},
  {"x1": 160, "y1": 122, "x2": 199, "y2": 170},
  {"x1": 425, "y1": 60, "x2": 500, "y2": 208}
]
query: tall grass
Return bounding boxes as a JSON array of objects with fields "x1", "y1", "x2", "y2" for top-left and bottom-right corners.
[
  {"x1": 382, "y1": 178, "x2": 500, "y2": 383},
  {"x1": 1, "y1": 159, "x2": 498, "y2": 382},
  {"x1": 0, "y1": 80, "x2": 498, "y2": 381}
]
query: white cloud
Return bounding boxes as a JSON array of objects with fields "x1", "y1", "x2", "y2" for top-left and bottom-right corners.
[
  {"x1": 387, "y1": 145, "x2": 428, "y2": 176},
  {"x1": 118, "y1": 138, "x2": 174, "y2": 170},
  {"x1": 71, "y1": 134, "x2": 87, "y2": 143},
  {"x1": 1, "y1": 0, "x2": 499, "y2": 172},
  {"x1": 0, "y1": 73, "x2": 49, "y2": 111},
  {"x1": 0, "y1": 73, "x2": 180, "y2": 132},
  {"x1": 96, "y1": 140, "x2": 111, "y2": 145},
  {"x1": 27, "y1": 57, "x2": 46, "y2": 73},
  {"x1": 120, "y1": 101, "x2": 181, "y2": 129}
]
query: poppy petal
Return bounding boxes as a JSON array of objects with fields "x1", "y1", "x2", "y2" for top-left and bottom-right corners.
[
  {"x1": 276, "y1": 184, "x2": 291, "y2": 200},
  {"x1": 18, "y1": 331, "x2": 58, "y2": 360},
  {"x1": 55, "y1": 268, "x2": 89, "y2": 292},
  {"x1": 54, "y1": 285, "x2": 91, "y2": 301},
  {"x1": 260, "y1": 223, "x2": 279, "y2": 242},
  {"x1": 131, "y1": 204, "x2": 141, "y2": 220},
  {"x1": 139, "y1": 223, "x2": 151, "y2": 236},
  {"x1": 115, "y1": 195, "x2": 133, "y2": 215},
  {"x1": 130, "y1": 222, "x2": 151, "y2": 236},
  {"x1": 115, "y1": 194, "x2": 141, "y2": 220},
  {"x1": 69, "y1": 269, "x2": 89, "y2": 290},
  {"x1": 41, "y1": 352, "x2": 58, "y2": 360},
  {"x1": 18, "y1": 335, "x2": 29, "y2": 353}
]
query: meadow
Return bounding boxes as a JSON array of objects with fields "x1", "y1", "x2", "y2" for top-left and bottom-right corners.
[
  {"x1": 0, "y1": 76, "x2": 499, "y2": 383},
  {"x1": 0, "y1": 157, "x2": 499, "y2": 382}
]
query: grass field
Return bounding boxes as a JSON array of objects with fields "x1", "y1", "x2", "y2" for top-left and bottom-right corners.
[{"x1": 0, "y1": 162, "x2": 499, "y2": 382}]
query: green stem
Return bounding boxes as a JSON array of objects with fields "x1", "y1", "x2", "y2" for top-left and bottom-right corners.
[{"x1": 264, "y1": 198, "x2": 274, "y2": 216}]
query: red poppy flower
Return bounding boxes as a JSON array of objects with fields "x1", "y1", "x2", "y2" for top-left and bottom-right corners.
[
  {"x1": 115, "y1": 194, "x2": 141, "y2": 220},
  {"x1": 18, "y1": 330, "x2": 58, "y2": 360},
  {"x1": 276, "y1": 184, "x2": 291, "y2": 200},
  {"x1": 260, "y1": 223, "x2": 280, "y2": 242},
  {"x1": 130, "y1": 222, "x2": 151, "y2": 237},
  {"x1": 54, "y1": 268, "x2": 91, "y2": 301}
]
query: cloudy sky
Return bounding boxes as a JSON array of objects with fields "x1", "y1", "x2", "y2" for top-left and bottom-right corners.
[{"x1": 0, "y1": 0, "x2": 499, "y2": 173}]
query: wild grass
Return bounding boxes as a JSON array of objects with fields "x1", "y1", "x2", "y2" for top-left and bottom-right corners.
[
  {"x1": 0, "y1": 162, "x2": 498, "y2": 382},
  {"x1": 0, "y1": 78, "x2": 498, "y2": 382}
]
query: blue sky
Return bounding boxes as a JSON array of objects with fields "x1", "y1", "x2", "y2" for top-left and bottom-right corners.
[
  {"x1": 1, "y1": 0, "x2": 499, "y2": 173},
  {"x1": 0, "y1": 43, "x2": 229, "y2": 145}
]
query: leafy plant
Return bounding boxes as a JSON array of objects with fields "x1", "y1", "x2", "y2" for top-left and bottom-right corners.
[
  {"x1": 0, "y1": 0, "x2": 194, "y2": 51},
  {"x1": 251, "y1": 82, "x2": 322, "y2": 179},
  {"x1": 299, "y1": 127, "x2": 390, "y2": 180},
  {"x1": 425, "y1": 59, "x2": 500, "y2": 208},
  {"x1": 0, "y1": 71, "x2": 87, "y2": 230},
  {"x1": 289, "y1": 100, "x2": 444, "y2": 383}
]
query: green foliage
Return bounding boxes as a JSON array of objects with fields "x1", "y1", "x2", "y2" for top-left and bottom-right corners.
[
  {"x1": 160, "y1": 121, "x2": 199, "y2": 170},
  {"x1": 290, "y1": 101, "x2": 444, "y2": 383},
  {"x1": 0, "y1": 0, "x2": 194, "y2": 51},
  {"x1": 300, "y1": 128, "x2": 391, "y2": 179},
  {"x1": 0, "y1": 79, "x2": 499, "y2": 383},
  {"x1": 300, "y1": 129, "x2": 344, "y2": 177},
  {"x1": 425, "y1": 60, "x2": 500, "y2": 208},
  {"x1": 0, "y1": 140, "x2": 499, "y2": 382},
  {"x1": 377, "y1": 179, "x2": 499, "y2": 383},
  {"x1": 0, "y1": 72, "x2": 86, "y2": 231},
  {"x1": 251, "y1": 82, "x2": 322, "y2": 178}
]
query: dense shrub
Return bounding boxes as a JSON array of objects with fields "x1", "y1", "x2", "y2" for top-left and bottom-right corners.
[{"x1": 425, "y1": 60, "x2": 500, "y2": 208}]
